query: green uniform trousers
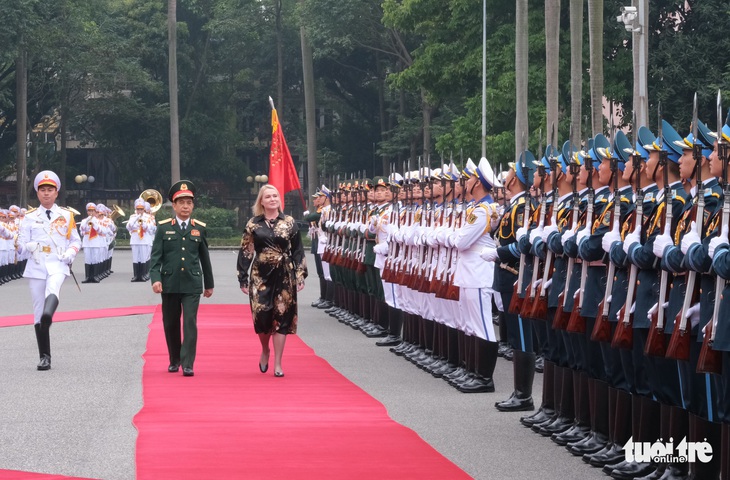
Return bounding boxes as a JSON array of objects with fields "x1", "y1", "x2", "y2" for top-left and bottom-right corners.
[{"x1": 162, "y1": 292, "x2": 201, "y2": 369}]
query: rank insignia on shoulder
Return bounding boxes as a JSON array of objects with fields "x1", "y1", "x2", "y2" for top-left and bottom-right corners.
[
  {"x1": 517, "y1": 213, "x2": 524, "y2": 226},
  {"x1": 603, "y1": 215, "x2": 611, "y2": 226},
  {"x1": 191, "y1": 229, "x2": 201, "y2": 236},
  {"x1": 644, "y1": 192, "x2": 654, "y2": 202},
  {"x1": 671, "y1": 189, "x2": 676, "y2": 199},
  {"x1": 159, "y1": 218, "x2": 172, "y2": 225},
  {"x1": 467, "y1": 212, "x2": 477, "y2": 225}
]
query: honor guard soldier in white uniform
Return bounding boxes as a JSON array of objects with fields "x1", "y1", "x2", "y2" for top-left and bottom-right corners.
[
  {"x1": 17, "y1": 171, "x2": 81, "y2": 370},
  {"x1": 0, "y1": 209, "x2": 14, "y2": 284},
  {"x1": 449, "y1": 157, "x2": 501, "y2": 393},
  {"x1": 79, "y1": 202, "x2": 98, "y2": 283},
  {"x1": 128, "y1": 198, "x2": 155, "y2": 282}
]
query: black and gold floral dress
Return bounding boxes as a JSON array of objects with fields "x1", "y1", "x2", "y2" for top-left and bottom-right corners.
[{"x1": 237, "y1": 213, "x2": 307, "y2": 335}]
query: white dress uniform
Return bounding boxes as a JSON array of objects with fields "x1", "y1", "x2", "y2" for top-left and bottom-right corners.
[{"x1": 318, "y1": 203, "x2": 332, "y2": 281}]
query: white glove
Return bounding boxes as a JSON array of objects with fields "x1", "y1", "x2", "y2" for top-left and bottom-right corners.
[
  {"x1": 708, "y1": 224, "x2": 729, "y2": 258},
  {"x1": 532, "y1": 279, "x2": 542, "y2": 290},
  {"x1": 303, "y1": 210, "x2": 310, "y2": 216},
  {"x1": 647, "y1": 302, "x2": 658, "y2": 321},
  {"x1": 425, "y1": 232, "x2": 438, "y2": 248},
  {"x1": 529, "y1": 227, "x2": 543, "y2": 245},
  {"x1": 630, "y1": 302, "x2": 635, "y2": 314},
  {"x1": 358, "y1": 224, "x2": 366, "y2": 234},
  {"x1": 561, "y1": 229, "x2": 576, "y2": 247},
  {"x1": 516, "y1": 226, "x2": 527, "y2": 242},
  {"x1": 680, "y1": 222, "x2": 701, "y2": 254},
  {"x1": 602, "y1": 229, "x2": 621, "y2": 254},
  {"x1": 480, "y1": 246, "x2": 498, "y2": 262},
  {"x1": 606, "y1": 295, "x2": 612, "y2": 304},
  {"x1": 373, "y1": 243, "x2": 388, "y2": 255},
  {"x1": 652, "y1": 233, "x2": 673, "y2": 259},
  {"x1": 623, "y1": 232, "x2": 640, "y2": 254},
  {"x1": 576, "y1": 227, "x2": 590, "y2": 246},
  {"x1": 307, "y1": 226, "x2": 316, "y2": 239},
  {"x1": 542, "y1": 278, "x2": 552, "y2": 291},
  {"x1": 542, "y1": 225, "x2": 558, "y2": 242},
  {"x1": 25, "y1": 241, "x2": 39, "y2": 253},
  {"x1": 685, "y1": 303, "x2": 701, "y2": 328},
  {"x1": 60, "y1": 248, "x2": 76, "y2": 265},
  {"x1": 445, "y1": 232, "x2": 457, "y2": 248}
]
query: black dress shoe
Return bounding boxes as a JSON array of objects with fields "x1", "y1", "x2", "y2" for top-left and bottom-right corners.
[
  {"x1": 520, "y1": 407, "x2": 555, "y2": 427},
  {"x1": 456, "y1": 376, "x2": 495, "y2": 393},
  {"x1": 495, "y1": 393, "x2": 534, "y2": 412},
  {"x1": 608, "y1": 461, "x2": 655, "y2": 480},
  {"x1": 182, "y1": 367, "x2": 194, "y2": 376},
  {"x1": 311, "y1": 298, "x2": 325, "y2": 307},
  {"x1": 317, "y1": 301, "x2": 332, "y2": 309},
  {"x1": 534, "y1": 355, "x2": 544, "y2": 373},
  {"x1": 552, "y1": 424, "x2": 590, "y2": 446},
  {"x1": 567, "y1": 431, "x2": 608, "y2": 456},
  {"x1": 587, "y1": 443, "x2": 625, "y2": 467},
  {"x1": 431, "y1": 362, "x2": 458, "y2": 378},
  {"x1": 535, "y1": 416, "x2": 573, "y2": 436},
  {"x1": 168, "y1": 364, "x2": 180, "y2": 373},
  {"x1": 376, "y1": 335, "x2": 402, "y2": 347},
  {"x1": 37, "y1": 354, "x2": 51, "y2": 371}
]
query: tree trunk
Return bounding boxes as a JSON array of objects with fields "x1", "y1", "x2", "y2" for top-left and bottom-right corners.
[
  {"x1": 168, "y1": 0, "x2": 181, "y2": 183},
  {"x1": 588, "y1": 0, "x2": 603, "y2": 137},
  {"x1": 300, "y1": 25, "x2": 317, "y2": 210},
  {"x1": 59, "y1": 103, "x2": 68, "y2": 206},
  {"x1": 16, "y1": 48, "x2": 28, "y2": 206},
  {"x1": 545, "y1": 0, "x2": 560, "y2": 146},
  {"x1": 515, "y1": 0, "x2": 529, "y2": 157},
  {"x1": 570, "y1": 0, "x2": 583, "y2": 145}
]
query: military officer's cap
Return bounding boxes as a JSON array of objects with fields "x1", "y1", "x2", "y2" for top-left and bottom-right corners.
[
  {"x1": 169, "y1": 180, "x2": 196, "y2": 202},
  {"x1": 311, "y1": 188, "x2": 322, "y2": 198},
  {"x1": 371, "y1": 176, "x2": 388, "y2": 187},
  {"x1": 709, "y1": 111, "x2": 730, "y2": 143},
  {"x1": 611, "y1": 130, "x2": 632, "y2": 171},
  {"x1": 536, "y1": 145, "x2": 555, "y2": 174},
  {"x1": 557, "y1": 141, "x2": 576, "y2": 174},
  {"x1": 588, "y1": 134, "x2": 609, "y2": 169},
  {"x1": 462, "y1": 158, "x2": 477, "y2": 178},
  {"x1": 442, "y1": 164, "x2": 460, "y2": 181},
  {"x1": 86, "y1": 202, "x2": 96, "y2": 211},
  {"x1": 510, "y1": 150, "x2": 536, "y2": 187},
  {"x1": 625, "y1": 126, "x2": 652, "y2": 159},
  {"x1": 407, "y1": 170, "x2": 420, "y2": 182},
  {"x1": 388, "y1": 172, "x2": 404, "y2": 187},
  {"x1": 96, "y1": 203, "x2": 106, "y2": 212},
  {"x1": 672, "y1": 119, "x2": 713, "y2": 158},
  {"x1": 34, "y1": 170, "x2": 61, "y2": 191},
  {"x1": 429, "y1": 168, "x2": 442, "y2": 180},
  {"x1": 144, "y1": 202, "x2": 151, "y2": 213},
  {"x1": 654, "y1": 120, "x2": 682, "y2": 163},
  {"x1": 362, "y1": 178, "x2": 374, "y2": 190},
  {"x1": 134, "y1": 198, "x2": 146, "y2": 208},
  {"x1": 9, "y1": 205, "x2": 19, "y2": 214},
  {"x1": 320, "y1": 185, "x2": 332, "y2": 199},
  {"x1": 476, "y1": 157, "x2": 502, "y2": 189}
]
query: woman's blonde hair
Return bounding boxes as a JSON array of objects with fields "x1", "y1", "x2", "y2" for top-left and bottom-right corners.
[{"x1": 252, "y1": 184, "x2": 282, "y2": 216}]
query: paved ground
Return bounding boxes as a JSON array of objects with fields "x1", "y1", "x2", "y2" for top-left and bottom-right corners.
[{"x1": 0, "y1": 250, "x2": 604, "y2": 479}]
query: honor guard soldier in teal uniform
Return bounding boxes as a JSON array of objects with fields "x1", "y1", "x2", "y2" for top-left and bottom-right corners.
[
  {"x1": 150, "y1": 180, "x2": 214, "y2": 377},
  {"x1": 707, "y1": 110, "x2": 730, "y2": 480}
]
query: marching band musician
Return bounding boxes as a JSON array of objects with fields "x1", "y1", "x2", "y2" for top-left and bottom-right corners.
[
  {"x1": 16, "y1": 171, "x2": 81, "y2": 370},
  {"x1": 0, "y1": 209, "x2": 14, "y2": 285},
  {"x1": 128, "y1": 198, "x2": 154, "y2": 282},
  {"x1": 141, "y1": 202, "x2": 155, "y2": 281}
]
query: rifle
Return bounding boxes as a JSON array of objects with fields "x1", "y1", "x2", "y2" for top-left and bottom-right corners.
[
  {"x1": 322, "y1": 175, "x2": 339, "y2": 263},
  {"x1": 529, "y1": 141, "x2": 559, "y2": 321},
  {"x1": 593, "y1": 121, "x2": 621, "y2": 342},
  {"x1": 553, "y1": 146, "x2": 580, "y2": 330},
  {"x1": 667, "y1": 94, "x2": 701, "y2": 361},
  {"x1": 381, "y1": 164, "x2": 399, "y2": 283},
  {"x1": 567, "y1": 136, "x2": 596, "y2": 334},
  {"x1": 509, "y1": 149, "x2": 532, "y2": 315},
  {"x1": 442, "y1": 169, "x2": 464, "y2": 302},
  {"x1": 428, "y1": 165, "x2": 448, "y2": 294},
  {"x1": 697, "y1": 90, "x2": 725, "y2": 374},
  {"x1": 646, "y1": 106, "x2": 672, "y2": 357},
  {"x1": 613, "y1": 116, "x2": 647, "y2": 349}
]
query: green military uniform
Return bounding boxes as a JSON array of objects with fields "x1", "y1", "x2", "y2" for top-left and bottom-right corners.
[{"x1": 150, "y1": 180, "x2": 214, "y2": 375}]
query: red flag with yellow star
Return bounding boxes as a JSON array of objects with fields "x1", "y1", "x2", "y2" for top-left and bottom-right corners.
[{"x1": 268, "y1": 106, "x2": 303, "y2": 209}]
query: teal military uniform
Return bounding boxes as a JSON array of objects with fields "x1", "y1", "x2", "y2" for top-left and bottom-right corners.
[{"x1": 150, "y1": 181, "x2": 214, "y2": 374}]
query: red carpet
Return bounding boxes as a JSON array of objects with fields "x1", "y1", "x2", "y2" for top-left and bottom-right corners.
[
  {"x1": 134, "y1": 304, "x2": 470, "y2": 480},
  {"x1": 0, "y1": 306, "x2": 156, "y2": 328}
]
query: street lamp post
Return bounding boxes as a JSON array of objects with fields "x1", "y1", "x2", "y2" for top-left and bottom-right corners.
[
  {"x1": 617, "y1": 2, "x2": 648, "y2": 127},
  {"x1": 246, "y1": 174, "x2": 268, "y2": 214},
  {"x1": 74, "y1": 174, "x2": 95, "y2": 207}
]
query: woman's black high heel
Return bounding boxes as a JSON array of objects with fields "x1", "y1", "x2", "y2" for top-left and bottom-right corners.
[{"x1": 259, "y1": 352, "x2": 269, "y2": 373}]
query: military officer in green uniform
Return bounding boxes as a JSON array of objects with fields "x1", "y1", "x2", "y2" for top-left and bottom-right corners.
[{"x1": 150, "y1": 180, "x2": 214, "y2": 377}]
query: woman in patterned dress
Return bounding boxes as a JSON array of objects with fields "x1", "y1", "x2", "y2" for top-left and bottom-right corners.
[{"x1": 238, "y1": 185, "x2": 307, "y2": 377}]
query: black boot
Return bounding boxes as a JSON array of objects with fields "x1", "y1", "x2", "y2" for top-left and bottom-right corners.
[
  {"x1": 521, "y1": 360, "x2": 557, "y2": 426},
  {"x1": 495, "y1": 350, "x2": 535, "y2": 411},
  {"x1": 82, "y1": 264, "x2": 98, "y2": 283},
  {"x1": 535, "y1": 365, "x2": 574, "y2": 435},
  {"x1": 41, "y1": 294, "x2": 59, "y2": 326},
  {"x1": 721, "y1": 422, "x2": 729, "y2": 480},
  {"x1": 589, "y1": 388, "x2": 631, "y2": 467},
  {"x1": 457, "y1": 338, "x2": 497, "y2": 393},
  {"x1": 377, "y1": 306, "x2": 403, "y2": 346},
  {"x1": 607, "y1": 396, "x2": 659, "y2": 479},
  {"x1": 569, "y1": 379, "x2": 609, "y2": 455},
  {"x1": 688, "y1": 413, "x2": 722, "y2": 480},
  {"x1": 131, "y1": 263, "x2": 140, "y2": 282},
  {"x1": 142, "y1": 261, "x2": 151, "y2": 281},
  {"x1": 431, "y1": 326, "x2": 460, "y2": 378}
]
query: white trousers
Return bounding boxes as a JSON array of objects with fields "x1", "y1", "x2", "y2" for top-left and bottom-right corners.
[
  {"x1": 28, "y1": 274, "x2": 66, "y2": 325},
  {"x1": 458, "y1": 287, "x2": 495, "y2": 341},
  {"x1": 131, "y1": 245, "x2": 152, "y2": 263}
]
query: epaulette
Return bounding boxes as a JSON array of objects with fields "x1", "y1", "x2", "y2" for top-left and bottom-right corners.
[
  {"x1": 516, "y1": 197, "x2": 526, "y2": 206},
  {"x1": 26, "y1": 207, "x2": 38, "y2": 214},
  {"x1": 620, "y1": 197, "x2": 631, "y2": 203},
  {"x1": 705, "y1": 191, "x2": 720, "y2": 198},
  {"x1": 159, "y1": 218, "x2": 172, "y2": 225},
  {"x1": 192, "y1": 219, "x2": 206, "y2": 227},
  {"x1": 673, "y1": 194, "x2": 686, "y2": 205}
]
